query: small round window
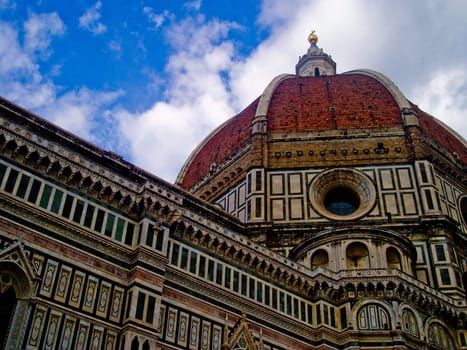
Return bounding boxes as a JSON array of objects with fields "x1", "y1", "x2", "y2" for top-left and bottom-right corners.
[
  {"x1": 324, "y1": 187, "x2": 360, "y2": 215},
  {"x1": 309, "y1": 168, "x2": 376, "y2": 220}
]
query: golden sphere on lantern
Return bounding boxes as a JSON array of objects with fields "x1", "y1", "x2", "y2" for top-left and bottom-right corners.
[{"x1": 308, "y1": 31, "x2": 318, "y2": 44}]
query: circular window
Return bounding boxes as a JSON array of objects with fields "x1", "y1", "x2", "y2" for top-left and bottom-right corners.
[
  {"x1": 324, "y1": 186, "x2": 360, "y2": 215},
  {"x1": 309, "y1": 168, "x2": 376, "y2": 220}
]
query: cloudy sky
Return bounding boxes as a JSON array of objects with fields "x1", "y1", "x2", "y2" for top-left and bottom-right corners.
[{"x1": 0, "y1": 0, "x2": 466, "y2": 182}]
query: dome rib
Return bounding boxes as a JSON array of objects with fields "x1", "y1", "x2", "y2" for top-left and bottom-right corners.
[
  {"x1": 344, "y1": 69, "x2": 412, "y2": 110},
  {"x1": 176, "y1": 98, "x2": 260, "y2": 190},
  {"x1": 254, "y1": 74, "x2": 296, "y2": 119}
]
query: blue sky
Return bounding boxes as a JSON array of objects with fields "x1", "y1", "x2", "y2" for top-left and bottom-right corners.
[{"x1": 1, "y1": 0, "x2": 466, "y2": 182}]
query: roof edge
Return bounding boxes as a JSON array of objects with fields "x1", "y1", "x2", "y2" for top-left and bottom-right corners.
[
  {"x1": 254, "y1": 74, "x2": 296, "y2": 120},
  {"x1": 413, "y1": 104, "x2": 467, "y2": 147},
  {"x1": 343, "y1": 69, "x2": 412, "y2": 110},
  {"x1": 175, "y1": 115, "x2": 237, "y2": 186}
]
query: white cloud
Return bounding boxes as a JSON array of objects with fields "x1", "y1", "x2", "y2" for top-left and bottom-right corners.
[
  {"x1": 116, "y1": 16, "x2": 238, "y2": 180},
  {"x1": 108, "y1": 39, "x2": 122, "y2": 57},
  {"x1": 0, "y1": 0, "x2": 15, "y2": 9},
  {"x1": 40, "y1": 88, "x2": 123, "y2": 140},
  {"x1": 0, "y1": 22, "x2": 36, "y2": 75},
  {"x1": 0, "y1": 15, "x2": 120, "y2": 143},
  {"x1": 184, "y1": 0, "x2": 202, "y2": 11},
  {"x1": 24, "y1": 12, "x2": 65, "y2": 57},
  {"x1": 143, "y1": 7, "x2": 172, "y2": 29},
  {"x1": 49, "y1": 64, "x2": 62, "y2": 77},
  {"x1": 4, "y1": 1, "x2": 462, "y2": 183},
  {"x1": 79, "y1": 1, "x2": 107, "y2": 35},
  {"x1": 412, "y1": 68, "x2": 467, "y2": 139},
  {"x1": 0, "y1": 21, "x2": 55, "y2": 109},
  {"x1": 116, "y1": 0, "x2": 467, "y2": 183},
  {"x1": 231, "y1": 0, "x2": 467, "y2": 135},
  {"x1": 230, "y1": 0, "x2": 399, "y2": 108}
]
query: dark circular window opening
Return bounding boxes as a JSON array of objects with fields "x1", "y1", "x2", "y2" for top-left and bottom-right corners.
[{"x1": 324, "y1": 187, "x2": 360, "y2": 216}]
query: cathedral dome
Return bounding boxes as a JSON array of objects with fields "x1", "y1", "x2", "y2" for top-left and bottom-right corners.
[
  {"x1": 176, "y1": 69, "x2": 466, "y2": 195},
  {"x1": 176, "y1": 35, "x2": 466, "y2": 207}
]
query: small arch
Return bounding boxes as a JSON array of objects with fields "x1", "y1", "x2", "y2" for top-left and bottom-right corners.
[
  {"x1": 152, "y1": 201, "x2": 162, "y2": 211},
  {"x1": 426, "y1": 321, "x2": 456, "y2": 350},
  {"x1": 14, "y1": 144, "x2": 29, "y2": 161},
  {"x1": 58, "y1": 166, "x2": 72, "y2": 180},
  {"x1": 131, "y1": 336, "x2": 139, "y2": 350},
  {"x1": 89, "y1": 181, "x2": 103, "y2": 196},
  {"x1": 161, "y1": 205, "x2": 171, "y2": 216},
  {"x1": 36, "y1": 156, "x2": 50, "y2": 172},
  {"x1": 99, "y1": 186, "x2": 113, "y2": 199},
  {"x1": 120, "y1": 195, "x2": 133, "y2": 208},
  {"x1": 79, "y1": 176, "x2": 93, "y2": 191},
  {"x1": 25, "y1": 150, "x2": 40, "y2": 166},
  {"x1": 401, "y1": 308, "x2": 419, "y2": 337},
  {"x1": 346, "y1": 242, "x2": 369, "y2": 269},
  {"x1": 314, "y1": 67, "x2": 320, "y2": 76},
  {"x1": 3, "y1": 140, "x2": 18, "y2": 156},
  {"x1": 110, "y1": 190, "x2": 123, "y2": 205},
  {"x1": 67, "y1": 171, "x2": 82, "y2": 186},
  {"x1": 386, "y1": 247, "x2": 402, "y2": 270},
  {"x1": 311, "y1": 249, "x2": 329, "y2": 269},
  {"x1": 47, "y1": 161, "x2": 62, "y2": 176},
  {"x1": 142, "y1": 340, "x2": 150, "y2": 350}
]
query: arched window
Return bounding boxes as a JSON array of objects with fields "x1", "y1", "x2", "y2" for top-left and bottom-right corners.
[
  {"x1": 143, "y1": 340, "x2": 150, "y2": 350},
  {"x1": 401, "y1": 309, "x2": 419, "y2": 337},
  {"x1": 311, "y1": 249, "x2": 329, "y2": 269},
  {"x1": 346, "y1": 242, "x2": 369, "y2": 269},
  {"x1": 386, "y1": 247, "x2": 402, "y2": 270},
  {"x1": 314, "y1": 67, "x2": 320, "y2": 76},
  {"x1": 459, "y1": 332, "x2": 466, "y2": 347},
  {"x1": 120, "y1": 336, "x2": 126, "y2": 350},
  {"x1": 357, "y1": 304, "x2": 390, "y2": 330},
  {"x1": 460, "y1": 196, "x2": 467, "y2": 226},
  {"x1": 427, "y1": 322, "x2": 456, "y2": 350},
  {"x1": 131, "y1": 337, "x2": 139, "y2": 350}
]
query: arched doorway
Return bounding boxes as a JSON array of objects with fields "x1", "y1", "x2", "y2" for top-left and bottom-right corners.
[
  {"x1": 0, "y1": 242, "x2": 37, "y2": 349},
  {"x1": 0, "y1": 282, "x2": 17, "y2": 348}
]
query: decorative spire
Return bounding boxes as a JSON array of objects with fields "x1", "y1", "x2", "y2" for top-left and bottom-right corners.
[{"x1": 296, "y1": 30, "x2": 336, "y2": 77}]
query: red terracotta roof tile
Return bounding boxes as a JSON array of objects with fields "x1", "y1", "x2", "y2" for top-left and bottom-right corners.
[
  {"x1": 414, "y1": 104, "x2": 467, "y2": 163},
  {"x1": 267, "y1": 74, "x2": 402, "y2": 133}
]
